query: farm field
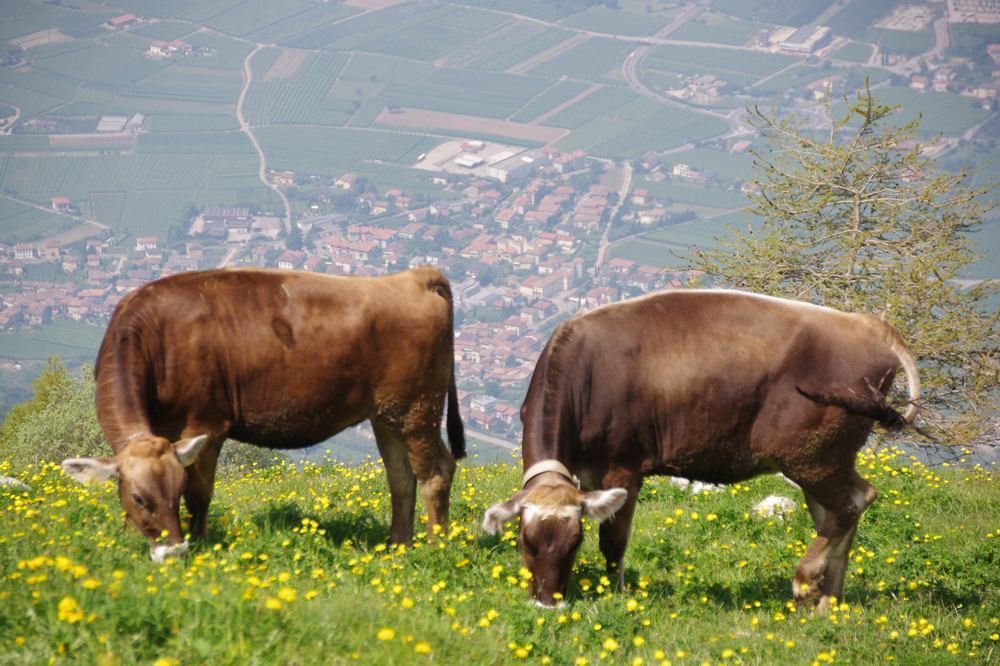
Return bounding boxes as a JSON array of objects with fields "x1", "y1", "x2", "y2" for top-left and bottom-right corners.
[
  {"x1": 670, "y1": 13, "x2": 763, "y2": 46},
  {"x1": 560, "y1": 6, "x2": 670, "y2": 36},
  {"x1": 0, "y1": 320, "x2": 104, "y2": 361},
  {"x1": 1, "y1": 448, "x2": 995, "y2": 664},
  {"x1": 376, "y1": 108, "x2": 565, "y2": 145},
  {"x1": 834, "y1": 86, "x2": 991, "y2": 137}
]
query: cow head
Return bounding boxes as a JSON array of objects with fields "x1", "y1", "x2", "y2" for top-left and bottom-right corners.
[
  {"x1": 483, "y1": 471, "x2": 627, "y2": 608},
  {"x1": 61, "y1": 434, "x2": 208, "y2": 562}
]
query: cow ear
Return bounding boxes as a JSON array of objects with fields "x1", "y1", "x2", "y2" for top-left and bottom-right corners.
[
  {"x1": 582, "y1": 488, "x2": 629, "y2": 523},
  {"x1": 62, "y1": 457, "x2": 119, "y2": 484},
  {"x1": 174, "y1": 435, "x2": 209, "y2": 467},
  {"x1": 482, "y1": 491, "x2": 525, "y2": 535}
]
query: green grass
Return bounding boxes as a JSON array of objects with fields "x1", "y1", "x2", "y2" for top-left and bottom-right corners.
[{"x1": 1, "y1": 448, "x2": 996, "y2": 664}]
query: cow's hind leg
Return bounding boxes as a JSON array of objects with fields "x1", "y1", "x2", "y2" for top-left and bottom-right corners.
[
  {"x1": 373, "y1": 422, "x2": 417, "y2": 544},
  {"x1": 793, "y1": 473, "x2": 876, "y2": 613},
  {"x1": 182, "y1": 434, "x2": 223, "y2": 539}
]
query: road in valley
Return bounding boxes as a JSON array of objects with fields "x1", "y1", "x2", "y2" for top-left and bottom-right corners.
[
  {"x1": 594, "y1": 161, "x2": 633, "y2": 274},
  {"x1": 237, "y1": 44, "x2": 292, "y2": 233}
]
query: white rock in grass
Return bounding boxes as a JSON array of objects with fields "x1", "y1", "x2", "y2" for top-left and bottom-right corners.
[
  {"x1": 667, "y1": 477, "x2": 723, "y2": 494},
  {"x1": 0, "y1": 476, "x2": 28, "y2": 491},
  {"x1": 754, "y1": 495, "x2": 798, "y2": 519}
]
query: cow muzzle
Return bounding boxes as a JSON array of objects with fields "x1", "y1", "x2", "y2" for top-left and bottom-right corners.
[{"x1": 150, "y1": 540, "x2": 190, "y2": 563}]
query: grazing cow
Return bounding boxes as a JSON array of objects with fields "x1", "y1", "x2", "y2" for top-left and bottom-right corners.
[
  {"x1": 483, "y1": 290, "x2": 919, "y2": 611},
  {"x1": 62, "y1": 267, "x2": 464, "y2": 561}
]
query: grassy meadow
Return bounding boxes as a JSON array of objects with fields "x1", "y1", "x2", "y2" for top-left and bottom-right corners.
[{"x1": 0, "y1": 446, "x2": 997, "y2": 664}]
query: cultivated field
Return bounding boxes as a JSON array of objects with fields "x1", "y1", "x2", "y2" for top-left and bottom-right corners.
[
  {"x1": 1, "y1": 448, "x2": 996, "y2": 664},
  {"x1": 376, "y1": 108, "x2": 566, "y2": 145}
]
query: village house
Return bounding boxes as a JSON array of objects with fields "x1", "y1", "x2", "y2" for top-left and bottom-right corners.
[
  {"x1": 273, "y1": 171, "x2": 296, "y2": 188},
  {"x1": 51, "y1": 196, "x2": 72, "y2": 213},
  {"x1": 13, "y1": 244, "x2": 35, "y2": 261},
  {"x1": 277, "y1": 250, "x2": 306, "y2": 270},
  {"x1": 135, "y1": 236, "x2": 158, "y2": 252}
]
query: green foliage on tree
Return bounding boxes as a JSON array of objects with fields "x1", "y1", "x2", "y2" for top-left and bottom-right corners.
[
  {"x1": 0, "y1": 358, "x2": 105, "y2": 470},
  {"x1": 0, "y1": 358, "x2": 283, "y2": 472},
  {"x1": 692, "y1": 85, "x2": 998, "y2": 444}
]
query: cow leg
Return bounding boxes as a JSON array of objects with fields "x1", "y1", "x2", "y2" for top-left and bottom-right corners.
[
  {"x1": 182, "y1": 435, "x2": 223, "y2": 539},
  {"x1": 373, "y1": 422, "x2": 416, "y2": 544},
  {"x1": 793, "y1": 473, "x2": 877, "y2": 613},
  {"x1": 599, "y1": 477, "x2": 639, "y2": 592},
  {"x1": 819, "y1": 474, "x2": 877, "y2": 609},
  {"x1": 403, "y1": 425, "x2": 455, "y2": 540}
]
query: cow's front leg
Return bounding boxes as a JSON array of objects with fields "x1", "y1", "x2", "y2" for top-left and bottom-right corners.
[
  {"x1": 598, "y1": 476, "x2": 639, "y2": 592},
  {"x1": 182, "y1": 435, "x2": 222, "y2": 539},
  {"x1": 374, "y1": 422, "x2": 417, "y2": 544}
]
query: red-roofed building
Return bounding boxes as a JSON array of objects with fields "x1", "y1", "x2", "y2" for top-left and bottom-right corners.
[{"x1": 107, "y1": 13, "x2": 139, "y2": 29}]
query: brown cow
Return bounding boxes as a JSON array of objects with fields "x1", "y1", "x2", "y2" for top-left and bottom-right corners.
[
  {"x1": 483, "y1": 290, "x2": 919, "y2": 611},
  {"x1": 62, "y1": 267, "x2": 464, "y2": 561}
]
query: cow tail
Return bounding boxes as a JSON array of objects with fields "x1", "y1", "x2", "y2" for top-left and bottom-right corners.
[
  {"x1": 887, "y1": 335, "x2": 920, "y2": 424},
  {"x1": 425, "y1": 268, "x2": 466, "y2": 460},
  {"x1": 796, "y1": 325, "x2": 922, "y2": 432},
  {"x1": 447, "y1": 364, "x2": 465, "y2": 459}
]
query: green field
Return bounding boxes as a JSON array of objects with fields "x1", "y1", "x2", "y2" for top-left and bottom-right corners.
[
  {"x1": 560, "y1": 109, "x2": 729, "y2": 159},
  {"x1": 123, "y1": 65, "x2": 242, "y2": 106},
  {"x1": 835, "y1": 86, "x2": 991, "y2": 137},
  {"x1": 0, "y1": 198, "x2": 68, "y2": 244},
  {"x1": 453, "y1": 24, "x2": 571, "y2": 72},
  {"x1": 826, "y1": 0, "x2": 895, "y2": 39},
  {"x1": 2, "y1": 447, "x2": 996, "y2": 664},
  {"x1": 712, "y1": 0, "x2": 831, "y2": 27},
  {"x1": 560, "y1": 6, "x2": 669, "y2": 36},
  {"x1": 635, "y1": 179, "x2": 749, "y2": 209},
  {"x1": 671, "y1": 13, "x2": 764, "y2": 46},
  {"x1": 528, "y1": 37, "x2": 632, "y2": 81},
  {"x1": 645, "y1": 45, "x2": 796, "y2": 87},
  {"x1": 0, "y1": 320, "x2": 104, "y2": 360},
  {"x1": 658, "y1": 148, "x2": 755, "y2": 181},
  {"x1": 871, "y1": 29, "x2": 935, "y2": 56},
  {"x1": 543, "y1": 86, "x2": 642, "y2": 129},
  {"x1": 833, "y1": 41, "x2": 875, "y2": 63},
  {"x1": 509, "y1": 80, "x2": 593, "y2": 123}
]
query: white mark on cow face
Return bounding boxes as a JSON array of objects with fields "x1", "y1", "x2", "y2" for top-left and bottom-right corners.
[
  {"x1": 521, "y1": 502, "x2": 582, "y2": 525},
  {"x1": 534, "y1": 598, "x2": 566, "y2": 610},
  {"x1": 150, "y1": 540, "x2": 189, "y2": 563}
]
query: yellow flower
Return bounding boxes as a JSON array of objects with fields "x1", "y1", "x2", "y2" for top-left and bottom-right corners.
[
  {"x1": 376, "y1": 628, "x2": 395, "y2": 641},
  {"x1": 153, "y1": 658, "x2": 179, "y2": 666},
  {"x1": 277, "y1": 587, "x2": 296, "y2": 603},
  {"x1": 264, "y1": 597, "x2": 282, "y2": 610},
  {"x1": 414, "y1": 641, "x2": 432, "y2": 654},
  {"x1": 57, "y1": 596, "x2": 83, "y2": 624},
  {"x1": 603, "y1": 638, "x2": 619, "y2": 652}
]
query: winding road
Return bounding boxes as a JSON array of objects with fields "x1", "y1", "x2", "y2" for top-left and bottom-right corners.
[{"x1": 237, "y1": 44, "x2": 292, "y2": 233}]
